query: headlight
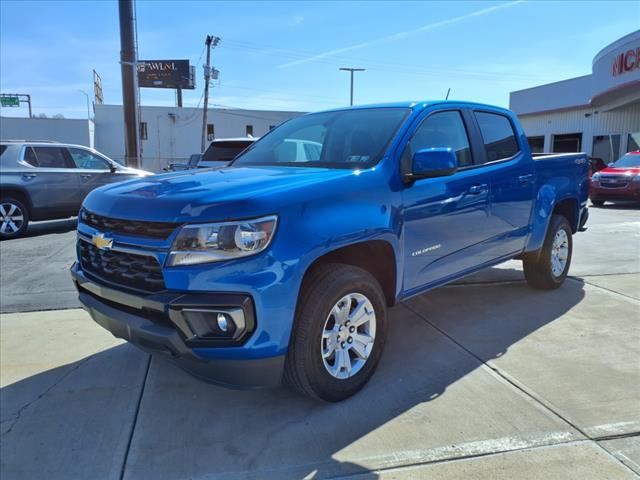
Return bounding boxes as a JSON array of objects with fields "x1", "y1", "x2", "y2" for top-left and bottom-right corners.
[
  {"x1": 167, "y1": 215, "x2": 277, "y2": 266},
  {"x1": 591, "y1": 172, "x2": 601, "y2": 181}
]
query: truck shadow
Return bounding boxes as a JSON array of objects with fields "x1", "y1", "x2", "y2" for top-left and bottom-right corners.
[{"x1": 0, "y1": 273, "x2": 586, "y2": 480}]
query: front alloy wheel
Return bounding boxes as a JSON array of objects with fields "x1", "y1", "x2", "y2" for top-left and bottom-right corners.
[
  {"x1": 321, "y1": 293, "x2": 377, "y2": 380},
  {"x1": 0, "y1": 199, "x2": 29, "y2": 239},
  {"x1": 284, "y1": 263, "x2": 387, "y2": 402}
]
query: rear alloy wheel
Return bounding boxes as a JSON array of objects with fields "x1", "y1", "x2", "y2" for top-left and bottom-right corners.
[
  {"x1": 0, "y1": 198, "x2": 29, "y2": 240},
  {"x1": 523, "y1": 214, "x2": 572, "y2": 290}
]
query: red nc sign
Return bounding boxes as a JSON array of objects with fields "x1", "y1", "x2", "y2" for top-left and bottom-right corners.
[{"x1": 612, "y1": 47, "x2": 640, "y2": 76}]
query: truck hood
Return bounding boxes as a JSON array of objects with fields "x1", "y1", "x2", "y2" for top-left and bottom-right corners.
[
  {"x1": 599, "y1": 167, "x2": 640, "y2": 175},
  {"x1": 83, "y1": 165, "x2": 358, "y2": 222}
]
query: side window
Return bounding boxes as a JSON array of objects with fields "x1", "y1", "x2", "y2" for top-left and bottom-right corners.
[
  {"x1": 474, "y1": 112, "x2": 519, "y2": 162},
  {"x1": 68, "y1": 148, "x2": 110, "y2": 170},
  {"x1": 409, "y1": 111, "x2": 473, "y2": 167},
  {"x1": 23, "y1": 147, "x2": 39, "y2": 166},
  {"x1": 32, "y1": 147, "x2": 71, "y2": 168}
]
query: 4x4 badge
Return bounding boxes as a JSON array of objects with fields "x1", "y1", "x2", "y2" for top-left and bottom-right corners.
[{"x1": 91, "y1": 233, "x2": 113, "y2": 251}]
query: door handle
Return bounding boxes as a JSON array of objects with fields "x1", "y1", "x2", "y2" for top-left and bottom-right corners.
[
  {"x1": 80, "y1": 174, "x2": 92, "y2": 179},
  {"x1": 22, "y1": 173, "x2": 37, "y2": 179},
  {"x1": 518, "y1": 173, "x2": 534, "y2": 183},
  {"x1": 468, "y1": 184, "x2": 488, "y2": 195}
]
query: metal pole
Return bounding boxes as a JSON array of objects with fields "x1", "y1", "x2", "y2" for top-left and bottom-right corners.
[
  {"x1": 26, "y1": 94, "x2": 32, "y2": 118},
  {"x1": 201, "y1": 35, "x2": 213, "y2": 153},
  {"x1": 177, "y1": 88, "x2": 183, "y2": 107},
  {"x1": 118, "y1": 0, "x2": 139, "y2": 168},
  {"x1": 339, "y1": 68, "x2": 365, "y2": 106},
  {"x1": 78, "y1": 90, "x2": 91, "y2": 120}
]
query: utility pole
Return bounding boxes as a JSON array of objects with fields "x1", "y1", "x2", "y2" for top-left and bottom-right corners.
[
  {"x1": 201, "y1": 35, "x2": 220, "y2": 153},
  {"x1": 339, "y1": 67, "x2": 365, "y2": 106},
  {"x1": 118, "y1": 0, "x2": 139, "y2": 168}
]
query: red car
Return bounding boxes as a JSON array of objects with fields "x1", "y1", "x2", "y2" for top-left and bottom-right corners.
[{"x1": 590, "y1": 151, "x2": 640, "y2": 206}]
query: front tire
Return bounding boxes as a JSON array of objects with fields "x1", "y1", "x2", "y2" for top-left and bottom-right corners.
[
  {"x1": 0, "y1": 198, "x2": 29, "y2": 240},
  {"x1": 523, "y1": 214, "x2": 572, "y2": 290},
  {"x1": 284, "y1": 263, "x2": 387, "y2": 402}
]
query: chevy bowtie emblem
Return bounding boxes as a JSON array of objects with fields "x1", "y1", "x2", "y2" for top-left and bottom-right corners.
[{"x1": 91, "y1": 233, "x2": 113, "y2": 250}]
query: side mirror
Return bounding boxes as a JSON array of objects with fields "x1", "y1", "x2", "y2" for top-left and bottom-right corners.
[
  {"x1": 109, "y1": 164, "x2": 118, "y2": 173},
  {"x1": 408, "y1": 148, "x2": 458, "y2": 180},
  {"x1": 166, "y1": 163, "x2": 188, "y2": 172}
]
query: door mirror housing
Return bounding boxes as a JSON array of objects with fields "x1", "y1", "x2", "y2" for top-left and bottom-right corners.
[
  {"x1": 165, "y1": 163, "x2": 189, "y2": 172},
  {"x1": 109, "y1": 163, "x2": 118, "y2": 173},
  {"x1": 408, "y1": 148, "x2": 458, "y2": 180}
]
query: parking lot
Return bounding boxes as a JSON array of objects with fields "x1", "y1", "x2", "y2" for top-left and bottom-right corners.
[{"x1": 1, "y1": 205, "x2": 639, "y2": 479}]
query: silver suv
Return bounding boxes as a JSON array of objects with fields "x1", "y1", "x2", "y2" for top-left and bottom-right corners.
[{"x1": 0, "y1": 140, "x2": 150, "y2": 239}]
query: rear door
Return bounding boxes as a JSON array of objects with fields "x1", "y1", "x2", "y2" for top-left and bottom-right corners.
[
  {"x1": 401, "y1": 109, "x2": 493, "y2": 293},
  {"x1": 25, "y1": 146, "x2": 82, "y2": 214},
  {"x1": 471, "y1": 110, "x2": 535, "y2": 256}
]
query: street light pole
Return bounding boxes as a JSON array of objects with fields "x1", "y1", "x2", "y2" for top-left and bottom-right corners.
[
  {"x1": 339, "y1": 67, "x2": 365, "y2": 106},
  {"x1": 78, "y1": 90, "x2": 91, "y2": 120}
]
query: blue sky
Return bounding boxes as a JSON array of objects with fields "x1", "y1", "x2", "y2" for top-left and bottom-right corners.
[{"x1": 1, "y1": 0, "x2": 638, "y2": 118}]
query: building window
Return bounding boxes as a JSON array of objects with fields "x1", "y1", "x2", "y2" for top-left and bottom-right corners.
[
  {"x1": 552, "y1": 133, "x2": 582, "y2": 153},
  {"x1": 527, "y1": 136, "x2": 545, "y2": 153},
  {"x1": 246, "y1": 125, "x2": 254, "y2": 137},
  {"x1": 628, "y1": 133, "x2": 640, "y2": 152},
  {"x1": 269, "y1": 125, "x2": 276, "y2": 131},
  {"x1": 592, "y1": 135, "x2": 620, "y2": 163},
  {"x1": 207, "y1": 124, "x2": 214, "y2": 141},
  {"x1": 139, "y1": 122, "x2": 148, "y2": 140}
]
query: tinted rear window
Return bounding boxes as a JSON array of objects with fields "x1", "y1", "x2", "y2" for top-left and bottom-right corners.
[
  {"x1": 32, "y1": 147, "x2": 71, "y2": 168},
  {"x1": 202, "y1": 141, "x2": 253, "y2": 162},
  {"x1": 24, "y1": 147, "x2": 39, "y2": 166},
  {"x1": 0, "y1": 145, "x2": 7, "y2": 157},
  {"x1": 475, "y1": 112, "x2": 519, "y2": 162}
]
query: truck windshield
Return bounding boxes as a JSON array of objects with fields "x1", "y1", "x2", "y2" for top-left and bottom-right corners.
[{"x1": 232, "y1": 108, "x2": 410, "y2": 169}]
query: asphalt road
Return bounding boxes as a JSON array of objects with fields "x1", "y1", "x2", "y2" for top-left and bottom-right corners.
[{"x1": 1, "y1": 204, "x2": 639, "y2": 479}]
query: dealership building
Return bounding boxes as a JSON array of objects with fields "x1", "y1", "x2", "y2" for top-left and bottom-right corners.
[
  {"x1": 0, "y1": 105, "x2": 302, "y2": 172},
  {"x1": 509, "y1": 30, "x2": 640, "y2": 162}
]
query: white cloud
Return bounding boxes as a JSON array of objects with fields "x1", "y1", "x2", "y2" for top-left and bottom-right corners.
[
  {"x1": 288, "y1": 15, "x2": 304, "y2": 27},
  {"x1": 279, "y1": 1, "x2": 524, "y2": 68}
]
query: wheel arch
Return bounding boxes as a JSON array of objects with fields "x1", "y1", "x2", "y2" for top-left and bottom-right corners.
[
  {"x1": 0, "y1": 186, "x2": 32, "y2": 216},
  {"x1": 301, "y1": 240, "x2": 398, "y2": 307}
]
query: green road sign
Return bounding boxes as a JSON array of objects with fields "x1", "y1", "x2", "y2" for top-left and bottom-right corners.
[{"x1": 1, "y1": 96, "x2": 20, "y2": 107}]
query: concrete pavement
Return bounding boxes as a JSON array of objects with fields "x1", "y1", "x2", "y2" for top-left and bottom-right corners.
[{"x1": 1, "y1": 206, "x2": 639, "y2": 479}]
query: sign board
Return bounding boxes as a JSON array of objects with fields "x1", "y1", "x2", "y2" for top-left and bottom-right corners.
[
  {"x1": 137, "y1": 60, "x2": 195, "y2": 89},
  {"x1": 0, "y1": 95, "x2": 20, "y2": 107},
  {"x1": 93, "y1": 69, "x2": 104, "y2": 105}
]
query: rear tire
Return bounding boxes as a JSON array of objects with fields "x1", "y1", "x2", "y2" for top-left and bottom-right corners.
[
  {"x1": 284, "y1": 263, "x2": 387, "y2": 402},
  {"x1": 591, "y1": 199, "x2": 605, "y2": 207},
  {"x1": 0, "y1": 198, "x2": 29, "y2": 240},
  {"x1": 523, "y1": 214, "x2": 572, "y2": 290}
]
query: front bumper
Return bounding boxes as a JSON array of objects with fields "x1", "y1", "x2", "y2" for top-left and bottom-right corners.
[
  {"x1": 71, "y1": 264, "x2": 285, "y2": 388},
  {"x1": 590, "y1": 182, "x2": 640, "y2": 202}
]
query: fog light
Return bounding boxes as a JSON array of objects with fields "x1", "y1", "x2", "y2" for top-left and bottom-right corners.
[{"x1": 217, "y1": 313, "x2": 229, "y2": 332}]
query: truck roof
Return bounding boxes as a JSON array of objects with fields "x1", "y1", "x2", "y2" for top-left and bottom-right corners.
[{"x1": 315, "y1": 100, "x2": 513, "y2": 115}]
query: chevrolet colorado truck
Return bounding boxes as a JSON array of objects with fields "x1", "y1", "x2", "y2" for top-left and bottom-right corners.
[{"x1": 70, "y1": 101, "x2": 589, "y2": 401}]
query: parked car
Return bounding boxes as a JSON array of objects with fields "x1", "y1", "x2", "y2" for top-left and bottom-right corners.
[
  {"x1": 164, "y1": 138, "x2": 256, "y2": 171},
  {"x1": 0, "y1": 140, "x2": 151, "y2": 239},
  {"x1": 589, "y1": 151, "x2": 640, "y2": 206},
  {"x1": 70, "y1": 101, "x2": 589, "y2": 401}
]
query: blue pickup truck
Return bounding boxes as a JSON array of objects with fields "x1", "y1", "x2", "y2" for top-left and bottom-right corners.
[{"x1": 71, "y1": 101, "x2": 589, "y2": 401}]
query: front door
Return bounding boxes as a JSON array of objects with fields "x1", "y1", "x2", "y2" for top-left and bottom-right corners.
[
  {"x1": 401, "y1": 109, "x2": 493, "y2": 293},
  {"x1": 24, "y1": 146, "x2": 82, "y2": 216}
]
